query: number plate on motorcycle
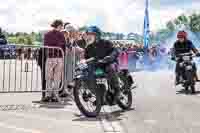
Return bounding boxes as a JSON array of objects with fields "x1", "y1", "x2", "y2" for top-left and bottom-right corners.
[
  {"x1": 96, "y1": 78, "x2": 107, "y2": 84},
  {"x1": 183, "y1": 56, "x2": 190, "y2": 61},
  {"x1": 186, "y1": 65, "x2": 192, "y2": 70}
]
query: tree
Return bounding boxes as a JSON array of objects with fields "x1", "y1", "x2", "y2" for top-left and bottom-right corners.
[
  {"x1": 166, "y1": 21, "x2": 175, "y2": 31},
  {"x1": 35, "y1": 33, "x2": 42, "y2": 43},
  {"x1": 119, "y1": 33, "x2": 124, "y2": 40},
  {"x1": 17, "y1": 36, "x2": 25, "y2": 44},
  {"x1": 26, "y1": 36, "x2": 33, "y2": 45},
  {"x1": 8, "y1": 37, "x2": 17, "y2": 43},
  {"x1": 177, "y1": 14, "x2": 188, "y2": 24},
  {"x1": 16, "y1": 32, "x2": 22, "y2": 37},
  {"x1": 174, "y1": 19, "x2": 181, "y2": 26},
  {"x1": 189, "y1": 13, "x2": 200, "y2": 32},
  {"x1": 79, "y1": 26, "x2": 88, "y2": 32}
]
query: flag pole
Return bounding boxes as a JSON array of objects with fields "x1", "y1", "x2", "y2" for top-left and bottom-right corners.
[
  {"x1": 143, "y1": 0, "x2": 150, "y2": 54},
  {"x1": 143, "y1": 0, "x2": 150, "y2": 66}
]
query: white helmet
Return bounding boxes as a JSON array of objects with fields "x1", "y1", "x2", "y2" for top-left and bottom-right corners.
[{"x1": 63, "y1": 23, "x2": 77, "y2": 32}]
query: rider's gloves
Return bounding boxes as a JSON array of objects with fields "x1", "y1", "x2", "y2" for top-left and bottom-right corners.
[
  {"x1": 103, "y1": 56, "x2": 113, "y2": 63},
  {"x1": 80, "y1": 59, "x2": 86, "y2": 64},
  {"x1": 98, "y1": 59, "x2": 106, "y2": 64},
  {"x1": 196, "y1": 53, "x2": 200, "y2": 57}
]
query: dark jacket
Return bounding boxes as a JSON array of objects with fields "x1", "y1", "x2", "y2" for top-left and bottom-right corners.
[
  {"x1": 76, "y1": 39, "x2": 87, "y2": 49},
  {"x1": 0, "y1": 34, "x2": 7, "y2": 45},
  {"x1": 84, "y1": 39, "x2": 119, "y2": 63},
  {"x1": 44, "y1": 30, "x2": 66, "y2": 58},
  {"x1": 173, "y1": 40, "x2": 197, "y2": 56}
]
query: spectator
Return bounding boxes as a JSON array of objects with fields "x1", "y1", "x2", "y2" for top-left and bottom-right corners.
[
  {"x1": 77, "y1": 32, "x2": 87, "y2": 49},
  {"x1": 63, "y1": 23, "x2": 84, "y2": 92},
  {"x1": 43, "y1": 19, "x2": 65, "y2": 102},
  {"x1": 37, "y1": 46, "x2": 47, "y2": 101}
]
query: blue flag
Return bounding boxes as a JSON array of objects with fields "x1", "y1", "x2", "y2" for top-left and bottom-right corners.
[{"x1": 143, "y1": 0, "x2": 150, "y2": 49}]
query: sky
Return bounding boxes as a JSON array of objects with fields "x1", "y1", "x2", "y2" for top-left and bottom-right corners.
[{"x1": 0, "y1": 0, "x2": 199, "y2": 34}]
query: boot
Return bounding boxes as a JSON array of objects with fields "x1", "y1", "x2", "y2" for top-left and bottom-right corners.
[
  {"x1": 41, "y1": 96, "x2": 51, "y2": 102},
  {"x1": 113, "y1": 89, "x2": 123, "y2": 104},
  {"x1": 175, "y1": 74, "x2": 180, "y2": 85}
]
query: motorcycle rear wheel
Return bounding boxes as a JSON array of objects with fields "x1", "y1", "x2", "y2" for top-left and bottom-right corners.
[{"x1": 117, "y1": 90, "x2": 132, "y2": 110}]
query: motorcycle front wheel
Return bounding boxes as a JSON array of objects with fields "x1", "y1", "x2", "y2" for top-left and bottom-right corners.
[
  {"x1": 73, "y1": 79, "x2": 102, "y2": 117},
  {"x1": 117, "y1": 90, "x2": 132, "y2": 110}
]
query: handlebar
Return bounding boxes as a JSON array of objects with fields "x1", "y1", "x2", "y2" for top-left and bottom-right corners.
[
  {"x1": 78, "y1": 56, "x2": 113, "y2": 66},
  {"x1": 177, "y1": 52, "x2": 193, "y2": 57},
  {"x1": 174, "y1": 52, "x2": 197, "y2": 61}
]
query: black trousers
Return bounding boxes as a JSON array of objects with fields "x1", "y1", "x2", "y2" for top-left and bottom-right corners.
[
  {"x1": 105, "y1": 63, "x2": 120, "y2": 94},
  {"x1": 37, "y1": 48, "x2": 47, "y2": 98}
]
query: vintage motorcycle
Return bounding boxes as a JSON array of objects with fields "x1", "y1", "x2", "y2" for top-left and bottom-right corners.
[
  {"x1": 72, "y1": 57, "x2": 136, "y2": 117},
  {"x1": 174, "y1": 52, "x2": 199, "y2": 93}
]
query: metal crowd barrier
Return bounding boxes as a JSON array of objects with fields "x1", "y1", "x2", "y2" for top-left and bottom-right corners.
[
  {"x1": 0, "y1": 44, "x2": 175, "y2": 94},
  {"x1": 0, "y1": 45, "x2": 65, "y2": 93},
  {"x1": 64, "y1": 46, "x2": 83, "y2": 88}
]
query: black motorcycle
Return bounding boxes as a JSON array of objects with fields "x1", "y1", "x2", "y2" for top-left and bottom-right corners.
[
  {"x1": 72, "y1": 57, "x2": 136, "y2": 117},
  {"x1": 174, "y1": 52, "x2": 199, "y2": 93}
]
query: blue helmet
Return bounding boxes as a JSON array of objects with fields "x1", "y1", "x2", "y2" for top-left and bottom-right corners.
[{"x1": 86, "y1": 26, "x2": 101, "y2": 40}]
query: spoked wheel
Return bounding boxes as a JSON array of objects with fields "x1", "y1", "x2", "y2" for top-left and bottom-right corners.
[
  {"x1": 117, "y1": 90, "x2": 132, "y2": 110},
  {"x1": 73, "y1": 80, "x2": 102, "y2": 117},
  {"x1": 185, "y1": 70, "x2": 196, "y2": 94},
  {"x1": 117, "y1": 72, "x2": 133, "y2": 110}
]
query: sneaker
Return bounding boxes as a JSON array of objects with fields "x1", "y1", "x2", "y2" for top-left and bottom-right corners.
[
  {"x1": 59, "y1": 90, "x2": 69, "y2": 98},
  {"x1": 41, "y1": 96, "x2": 51, "y2": 102},
  {"x1": 49, "y1": 94, "x2": 59, "y2": 102},
  {"x1": 51, "y1": 97, "x2": 59, "y2": 102}
]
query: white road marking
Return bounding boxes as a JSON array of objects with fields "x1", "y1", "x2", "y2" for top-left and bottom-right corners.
[
  {"x1": 2, "y1": 110, "x2": 98, "y2": 128},
  {"x1": 0, "y1": 122, "x2": 42, "y2": 133},
  {"x1": 101, "y1": 106, "x2": 125, "y2": 133},
  {"x1": 100, "y1": 118, "x2": 114, "y2": 132},
  {"x1": 144, "y1": 119, "x2": 157, "y2": 125}
]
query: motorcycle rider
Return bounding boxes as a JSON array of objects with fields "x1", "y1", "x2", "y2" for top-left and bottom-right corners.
[
  {"x1": 172, "y1": 30, "x2": 200, "y2": 85},
  {"x1": 84, "y1": 26, "x2": 121, "y2": 104}
]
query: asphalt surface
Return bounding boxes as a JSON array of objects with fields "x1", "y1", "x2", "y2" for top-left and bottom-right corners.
[{"x1": 1, "y1": 60, "x2": 200, "y2": 133}]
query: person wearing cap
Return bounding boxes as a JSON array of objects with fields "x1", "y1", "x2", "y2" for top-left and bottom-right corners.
[
  {"x1": 62, "y1": 23, "x2": 85, "y2": 92},
  {"x1": 172, "y1": 30, "x2": 200, "y2": 86}
]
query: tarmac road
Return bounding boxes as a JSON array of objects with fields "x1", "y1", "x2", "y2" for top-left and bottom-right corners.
[{"x1": 1, "y1": 59, "x2": 200, "y2": 133}]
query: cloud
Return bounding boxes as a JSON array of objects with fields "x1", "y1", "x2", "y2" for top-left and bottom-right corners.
[{"x1": 0, "y1": 0, "x2": 200, "y2": 33}]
